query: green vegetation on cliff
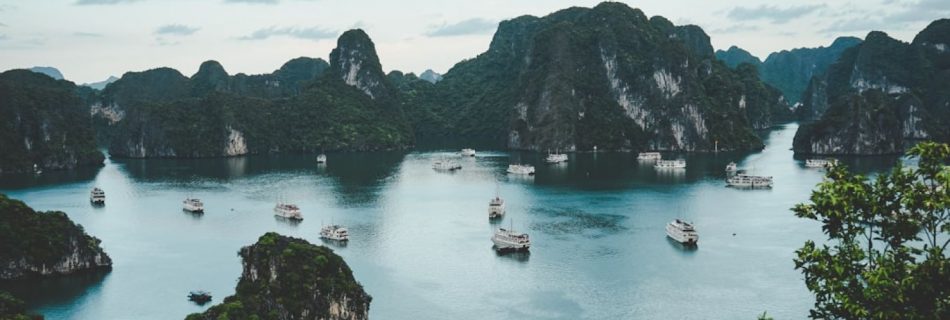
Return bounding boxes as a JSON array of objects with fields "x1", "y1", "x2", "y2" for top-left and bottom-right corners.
[
  {"x1": 0, "y1": 291, "x2": 36, "y2": 320},
  {"x1": 0, "y1": 194, "x2": 112, "y2": 279},
  {"x1": 186, "y1": 233, "x2": 370, "y2": 320},
  {"x1": 0, "y1": 70, "x2": 104, "y2": 174}
]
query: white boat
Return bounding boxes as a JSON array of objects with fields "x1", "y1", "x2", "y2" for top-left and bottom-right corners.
[
  {"x1": 183, "y1": 198, "x2": 204, "y2": 213},
  {"x1": 492, "y1": 227, "x2": 530, "y2": 251},
  {"x1": 637, "y1": 152, "x2": 662, "y2": 161},
  {"x1": 507, "y1": 164, "x2": 535, "y2": 175},
  {"x1": 432, "y1": 159, "x2": 462, "y2": 171},
  {"x1": 655, "y1": 159, "x2": 687, "y2": 169},
  {"x1": 319, "y1": 224, "x2": 349, "y2": 241},
  {"x1": 274, "y1": 202, "x2": 303, "y2": 220},
  {"x1": 666, "y1": 219, "x2": 698, "y2": 245},
  {"x1": 460, "y1": 148, "x2": 476, "y2": 157},
  {"x1": 545, "y1": 151, "x2": 568, "y2": 164},
  {"x1": 725, "y1": 162, "x2": 738, "y2": 172},
  {"x1": 805, "y1": 158, "x2": 837, "y2": 168},
  {"x1": 90, "y1": 188, "x2": 105, "y2": 204},
  {"x1": 316, "y1": 154, "x2": 327, "y2": 164},
  {"x1": 727, "y1": 174, "x2": 774, "y2": 188},
  {"x1": 489, "y1": 196, "x2": 505, "y2": 219},
  {"x1": 33, "y1": 164, "x2": 42, "y2": 174}
]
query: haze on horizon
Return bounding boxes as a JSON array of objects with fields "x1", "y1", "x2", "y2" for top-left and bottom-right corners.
[{"x1": 0, "y1": 0, "x2": 946, "y2": 84}]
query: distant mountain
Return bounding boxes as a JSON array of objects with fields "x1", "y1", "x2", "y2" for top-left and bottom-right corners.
[
  {"x1": 715, "y1": 46, "x2": 761, "y2": 69},
  {"x1": 715, "y1": 37, "x2": 862, "y2": 107},
  {"x1": 419, "y1": 69, "x2": 443, "y2": 83},
  {"x1": 82, "y1": 76, "x2": 119, "y2": 90},
  {"x1": 0, "y1": 70, "x2": 104, "y2": 174},
  {"x1": 408, "y1": 2, "x2": 790, "y2": 151},
  {"x1": 793, "y1": 20, "x2": 950, "y2": 155},
  {"x1": 27, "y1": 66, "x2": 64, "y2": 80},
  {"x1": 98, "y1": 29, "x2": 412, "y2": 158}
]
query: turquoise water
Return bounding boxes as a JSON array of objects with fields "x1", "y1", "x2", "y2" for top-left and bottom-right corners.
[{"x1": 0, "y1": 123, "x2": 901, "y2": 319}]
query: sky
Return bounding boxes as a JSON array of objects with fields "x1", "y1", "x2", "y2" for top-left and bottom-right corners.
[{"x1": 0, "y1": 0, "x2": 947, "y2": 84}]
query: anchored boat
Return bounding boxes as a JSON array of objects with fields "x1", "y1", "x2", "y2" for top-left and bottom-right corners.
[
  {"x1": 492, "y1": 227, "x2": 531, "y2": 251},
  {"x1": 637, "y1": 152, "x2": 662, "y2": 161},
  {"x1": 90, "y1": 188, "x2": 105, "y2": 205},
  {"x1": 666, "y1": 219, "x2": 699, "y2": 245},
  {"x1": 655, "y1": 159, "x2": 687, "y2": 169},
  {"x1": 320, "y1": 224, "x2": 349, "y2": 241},
  {"x1": 727, "y1": 174, "x2": 773, "y2": 188},
  {"x1": 805, "y1": 158, "x2": 837, "y2": 168},
  {"x1": 507, "y1": 164, "x2": 535, "y2": 175},
  {"x1": 460, "y1": 148, "x2": 476, "y2": 157},
  {"x1": 725, "y1": 162, "x2": 738, "y2": 172},
  {"x1": 545, "y1": 150, "x2": 568, "y2": 164},
  {"x1": 489, "y1": 196, "x2": 505, "y2": 219},
  {"x1": 188, "y1": 291, "x2": 212, "y2": 304},
  {"x1": 274, "y1": 202, "x2": 303, "y2": 220},
  {"x1": 433, "y1": 159, "x2": 462, "y2": 171},
  {"x1": 183, "y1": 198, "x2": 204, "y2": 213},
  {"x1": 316, "y1": 154, "x2": 327, "y2": 164}
]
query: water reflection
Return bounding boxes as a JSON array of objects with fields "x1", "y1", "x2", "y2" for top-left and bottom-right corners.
[
  {"x1": 666, "y1": 237, "x2": 699, "y2": 253},
  {"x1": 324, "y1": 151, "x2": 406, "y2": 207},
  {"x1": 274, "y1": 216, "x2": 302, "y2": 226},
  {"x1": 0, "y1": 269, "x2": 110, "y2": 309},
  {"x1": 494, "y1": 249, "x2": 531, "y2": 262}
]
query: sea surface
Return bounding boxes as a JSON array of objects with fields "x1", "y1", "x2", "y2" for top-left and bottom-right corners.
[{"x1": 0, "y1": 123, "x2": 902, "y2": 319}]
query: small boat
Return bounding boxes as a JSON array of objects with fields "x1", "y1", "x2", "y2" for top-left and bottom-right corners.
[
  {"x1": 727, "y1": 174, "x2": 774, "y2": 188},
  {"x1": 274, "y1": 202, "x2": 303, "y2": 220},
  {"x1": 725, "y1": 162, "x2": 738, "y2": 172},
  {"x1": 545, "y1": 150, "x2": 568, "y2": 164},
  {"x1": 319, "y1": 224, "x2": 349, "y2": 241},
  {"x1": 316, "y1": 154, "x2": 327, "y2": 164},
  {"x1": 90, "y1": 188, "x2": 106, "y2": 204},
  {"x1": 460, "y1": 148, "x2": 476, "y2": 157},
  {"x1": 183, "y1": 198, "x2": 204, "y2": 213},
  {"x1": 655, "y1": 159, "x2": 687, "y2": 169},
  {"x1": 489, "y1": 196, "x2": 505, "y2": 219},
  {"x1": 637, "y1": 152, "x2": 662, "y2": 161},
  {"x1": 33, "y1": 164, "x2": 42, "y2": 174},
  {"x1": 666, "y1": 219, "x2": 698, "y2": 245},
  {"x1": 507, "y1": 164, "x2": 535, "y2": 175},
  {"x1": 432, "y1": 159, "x2": 462, "y2": 171},
  {"x1": 492, "y1": 227, "x2": 530, "y2": 251},
  {"x1": 188, "y1": 291, "x2": 212, "y2": 304},
  {"x1": 805, "y1": 158, "x2": 837, "y2": 168}
]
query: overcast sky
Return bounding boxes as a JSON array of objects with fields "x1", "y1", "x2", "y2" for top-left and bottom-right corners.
[{"x1": 0, "y1": 0, "x2": 946, "y2": 83}]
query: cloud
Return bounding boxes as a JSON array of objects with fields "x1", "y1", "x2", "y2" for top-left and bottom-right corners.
[
  {"x1": 426, "y1": 18, "x2": 497, "y2": 37},
  {"x1": 224, "y1": 0, "x2": 279, "y2": 4},
  {"x1": 0, "y1": 22, "x2": 6, "y2": 27},
  {"x1": 73, "y1": 32, "x2": 103, "y2": 37},
  {"x1": 710, "y1": 24, "x2": 762, "y2": 34},
  {"x1": 238, "y1": 26, "x2": 336, "y2": 41},
  {"x1": 727, "y1": 5, "x2": 825, "y2": 24},
  {"x1": 155, "y1": 24, "x2": 200, "y2": 36},
  {"x1": 75, "y1": 0, "x2": 143, "y2": 5}
]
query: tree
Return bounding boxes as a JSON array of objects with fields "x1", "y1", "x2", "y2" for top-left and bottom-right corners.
[{"x1": 793, "y1": 142, "x2": 950, "y2": 319}]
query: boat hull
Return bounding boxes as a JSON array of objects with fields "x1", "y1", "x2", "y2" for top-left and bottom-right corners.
[{"x1": 492, "y1": 237, "x2": 530, "y2": 251}]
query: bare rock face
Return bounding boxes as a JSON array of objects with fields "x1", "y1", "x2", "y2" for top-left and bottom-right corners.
[
  {"x1": 186, "y1": 233, "x2": 370, "y2": 320},
  {"x1": 0, "y1": 194, "x2": 112, "y2": 280},
  {"x1": 329, "y1": 29, "x2": 394, "y2": 101}
]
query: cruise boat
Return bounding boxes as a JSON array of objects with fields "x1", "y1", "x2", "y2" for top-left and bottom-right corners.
[
  {"x1": 489, "y1": 196, "x2": 505, "y2": 219},
  {"x1": 727, "y1": 174, "x2": 774, "y2": 188},
  {"x1": 319, "y1": 224, "x2": 349, "y2": 241},
  {"x1": 274, "y1": 202, "x2": 303, "y2": 220},
  {"x1": 666, "y1": 219, "x2": 698, "y2": 245},
  {"x1": 33, "y1": 164, "x2": 42, "y2": 174},
  {"x1": 432, "y1": 159, "x2": 462, "y2": 171},
  {"x1": 460, "y1": 148, "x2": 476, "y2": 157},
  {"x1": 90, "y1": 188, "x2": 105, "y2": 204},
  {"x1": 316, "y1": 154, "x2": 327, "y2": 164},
  {"x1": 492, "y1": 227, "x2": 531, "y2": 251},
  {"x1": 637, "y1": 152, "x2": 662, "y2": 161},
  {"x1": 725, "y1": 162, "x2": 738, "y2": 172},
  {"x1": 654, "y1": 159, "x2": 687, "y2": 169},
  {"x1": 805, "y1": 158, "x2": 837, "y2": 168},
  {"x1": 545, "y1": 151, "x2": 568, "y2": 164},
  {"x1": 183, "y1": 198, "x2": 204, "y2": 213},
  {"x1": 507, "y1": 164, "x2": 535, "y2": 175}
]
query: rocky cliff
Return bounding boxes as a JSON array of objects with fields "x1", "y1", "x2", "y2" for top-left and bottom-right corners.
[
  {"x1": 421, "y1": 2, "x2": 788, "y2": 152},
  {"x1": 793, "y1": 20, "x2": 950, "y2": 155},
  {"x1": 0, "y1": 194, "x2": 112, "y2": 279},
  {"x1": 0, "y1": 70, "x2": 104, "y2": 174},
  {"x1": 186, "y1": 233, "x2": 370, "y2": 320},
  {"x1": 715, "y1": 46, "x2": 761, "y2": 69},
  {"x1": 100, "y1": 30, "x2": 412, "y2": 158}
]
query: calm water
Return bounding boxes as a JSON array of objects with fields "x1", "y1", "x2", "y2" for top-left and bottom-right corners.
[{"x1": 0, "y1": 123, "x2": 902, "y2": 319}]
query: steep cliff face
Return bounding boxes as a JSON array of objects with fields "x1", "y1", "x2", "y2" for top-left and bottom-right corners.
[
  {"x1": 0, "y1": 194, "x2": 112, "y2": 279},
  {"x1": 716, "y1": 46, "x2": 762, "y2": 69},
  {"x1": 186, "y1": 233, "x2": 370, "y2": 320},
  {"x1": 424, "y1": 2, "x2": 786, "y2": 151},
  {"x1": 101, "y1": 30, "x2": 412, "y2": 158},
  {"x1": 0, "y1": 70, "x2": 104, "y2": 174},
  {"x1": 794, "y1": 21, "x2": 950, "y2": 155}
]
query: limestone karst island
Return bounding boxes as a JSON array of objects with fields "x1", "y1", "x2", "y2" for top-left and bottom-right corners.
[{"x1": 1, "y1": 1, "x2": 948, "y2": 319}]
